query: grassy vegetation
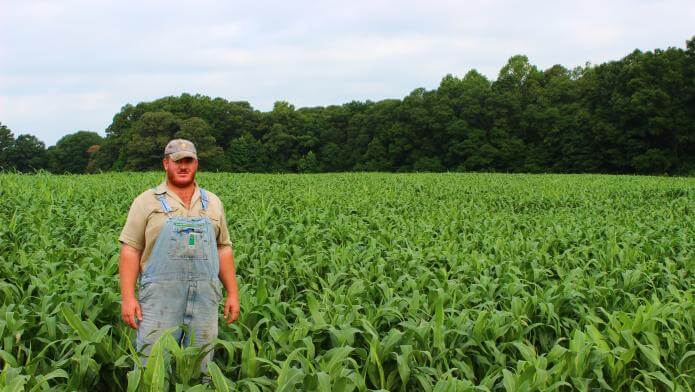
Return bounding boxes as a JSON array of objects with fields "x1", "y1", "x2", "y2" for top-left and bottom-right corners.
[{"x1": 0, "y1": 172, "x2": 693, "y2": 391}]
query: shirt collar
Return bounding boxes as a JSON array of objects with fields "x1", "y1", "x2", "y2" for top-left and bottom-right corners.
[
  {"x1": 154, "y1": 180, "x2": 201, "y2": 209},
  {"x1": 154, "y1": 181, "x2": 168, "y2": 195}
]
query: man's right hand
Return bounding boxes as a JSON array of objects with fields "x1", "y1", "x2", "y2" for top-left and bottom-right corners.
[{"x1": 121, "y1": 296, "x2": 142, "y2": 329}]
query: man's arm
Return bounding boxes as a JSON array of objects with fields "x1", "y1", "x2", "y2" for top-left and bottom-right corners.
[
  {"x1": 119, "y1": 243, "x2": 143, "y2": 329},
  {"x1": 218, "y1": 245, "x2": 240, "y2": 324}
]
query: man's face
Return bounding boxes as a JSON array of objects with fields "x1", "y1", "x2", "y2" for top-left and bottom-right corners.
[{"x1": 163, "y1": 156, "x2": 198, "y2": 187}]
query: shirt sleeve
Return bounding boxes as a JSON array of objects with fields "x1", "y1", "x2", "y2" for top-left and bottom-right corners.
[
  {"x1": 216, "y1": 200, "x2": 233, "y2": 249},
  {"x1": 119, "y1": 197, "x2": 147, "y2": 250}
]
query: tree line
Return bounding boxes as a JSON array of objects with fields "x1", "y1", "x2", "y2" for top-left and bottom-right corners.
[{"x1": 1, "y1": 37, "x2": 693, "y2": 175}]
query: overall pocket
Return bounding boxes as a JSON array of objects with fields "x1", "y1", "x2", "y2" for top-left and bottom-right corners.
[{"x1": 167, "y1": 222, "x2": 209, "y2": 260}]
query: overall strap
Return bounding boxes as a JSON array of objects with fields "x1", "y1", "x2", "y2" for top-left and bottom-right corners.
[
  {"x1": 155, "y1": 193, "x2": 173, "y2": 214},
  {"x1": 200, "y1": 188, "x2": 209, "y2": 211}
]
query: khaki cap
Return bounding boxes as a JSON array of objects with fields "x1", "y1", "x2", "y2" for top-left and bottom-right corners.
[{"x1": 164, "y1": 139, "x2": 198, "y2": 161}]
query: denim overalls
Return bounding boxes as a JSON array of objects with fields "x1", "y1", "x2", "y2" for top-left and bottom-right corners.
[{"x1": 136, "y1": 187, "x2": 222, "y2": 372}]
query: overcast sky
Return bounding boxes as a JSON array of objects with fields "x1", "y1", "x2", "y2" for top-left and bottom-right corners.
[{"x1": 1, "y1": 0, "x2": 693, "y2": 146}]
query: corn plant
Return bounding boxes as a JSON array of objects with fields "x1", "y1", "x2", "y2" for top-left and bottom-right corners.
[{"x1": 0, "y1": 172, "x2": 692, "y2": 390}]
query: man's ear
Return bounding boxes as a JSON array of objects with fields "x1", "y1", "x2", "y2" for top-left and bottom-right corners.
[{"x1": 162, "y1": 157, "x2": 168, "y2": 170}]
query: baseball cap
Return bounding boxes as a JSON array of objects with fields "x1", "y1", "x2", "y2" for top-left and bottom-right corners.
[{"x1": 164, "y1": 139, "x2": 198, "y2": 161}]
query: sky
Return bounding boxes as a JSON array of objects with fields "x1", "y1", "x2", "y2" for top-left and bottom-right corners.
[{"x1": 1, "y1": 0, "x2": 694, "y2": 146}]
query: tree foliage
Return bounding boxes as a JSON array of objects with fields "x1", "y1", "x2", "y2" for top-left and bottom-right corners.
[
  {"x1": 2, "y1": 37, "x2": 694, "y2": 174},
  {"x1": 47, "y1": 131, "x2": 104, "y2": 173},
  {"x1": 6, "y1": 134, "x2": 47, "y2": 172},
  {"x1": 0, "y1": 122, "x2": 15, "y2": 170}
]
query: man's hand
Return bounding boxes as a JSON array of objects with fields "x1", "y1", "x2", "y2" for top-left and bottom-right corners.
[
  {"x1": 223, "y1": 295, "x2": 240, "y2": 324},
  {"x1": 119, "y1": 243, "x2": 143, "y2": 329},
  {"x1": 218, "y1": 245, "x2": 240, "y2": 324},
  {"x1": 121, "y1": 296, "x2": 142, "y2": 329}
]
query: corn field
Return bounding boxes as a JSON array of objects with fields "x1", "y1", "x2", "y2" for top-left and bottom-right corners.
[{"x1": 0, "y1": 172, "x2": 693, "y2": 391}]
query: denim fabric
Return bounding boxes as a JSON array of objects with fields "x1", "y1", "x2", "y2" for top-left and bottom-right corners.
[{"x1": 136, "y1": 189, "x2": 221, "y2": 373}]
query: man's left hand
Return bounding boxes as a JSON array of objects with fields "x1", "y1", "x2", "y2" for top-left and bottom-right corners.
[{"x1": 223, "y1": 295, "x2": 240, "y2": 324}]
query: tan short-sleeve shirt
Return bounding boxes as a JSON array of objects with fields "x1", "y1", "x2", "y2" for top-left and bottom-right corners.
[{"x1": 119, "y1": 180, "x2": 233, "y2": 271}]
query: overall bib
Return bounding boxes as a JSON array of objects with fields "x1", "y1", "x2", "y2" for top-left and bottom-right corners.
[{"x1": 136, "y1": 188, "x2": 222, "y2": 371}]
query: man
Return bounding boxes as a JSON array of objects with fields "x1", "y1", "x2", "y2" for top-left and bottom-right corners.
[{"x1": 118, "y1": 138, "x2": 240, "y2": 373}]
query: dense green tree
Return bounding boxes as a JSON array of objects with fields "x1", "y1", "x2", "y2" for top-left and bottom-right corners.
[
  {"x1": 11, "y1": 37, "x2": 693, "y2": 175},
  {"x1": 6, "y1": 134, "x2": 47, "y2": 172},
  {"x1": 92, "y1": 137, "x2": 124, "y2": 171},
  {"x1": 225, "y1": 132, "x2": 267, "y2": 172},
  {"x1": 444, "y1": 70, "x2": 494, "y2": 170},
  {"x1": 123, "y1": 111, "x2": 180, "y2": 171},
  {"x1": 259, "y1": 101, "x2": 305, "y2": 172},
  {"x1": 412, "y1": 156, "x2": 445, "y2": 172},
  {"x1": 355, "y1": 137, "x2": 391, "y2": 171},
  {"x1": 175, "y1": 117, "x2": 224, "y2": 170},
  {"x1": 0, "y1": 122, "x2": 15, "y2": 170},
  {"x1": 48, "y1": 131, "x2": 103, "y2": 173},
  {"x1": 297, "y1": 151, "x2": 320, "y2": 173}
]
